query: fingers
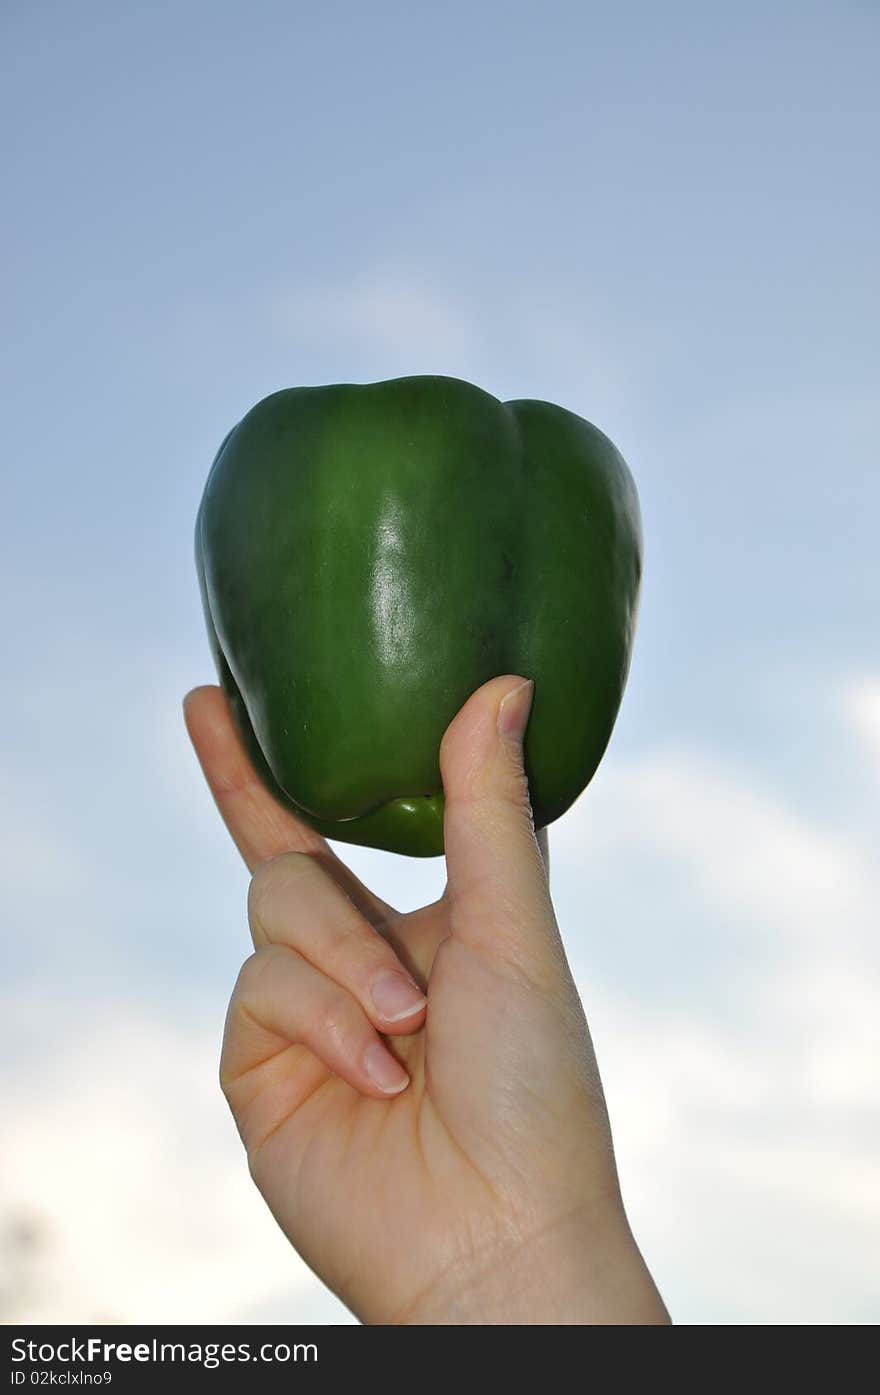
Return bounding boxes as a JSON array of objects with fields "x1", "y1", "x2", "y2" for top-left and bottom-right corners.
[
  {"x1": 439, "y1": 674, "x2": 562, "y2": 979},
  {"x1": 248, "y1": 851, "x2": 427, "y2": 1031},
  {"x1": 183, "y1": 684, "x2": 397, "y2": 931},
  {"x1": 222, "y1": 945, "x2": 412, "y2": 1102}
]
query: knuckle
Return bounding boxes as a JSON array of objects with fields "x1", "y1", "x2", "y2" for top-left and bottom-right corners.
[
  {"x1": 246, "y1": 862, "x2": 277, "y2": 934},
  {"x1": 320, "y1": 918, "x2": 383, "y2": 980},
  {"x1": 218, "y1": 1053, "x2": 235, "y2": 1103},
  {"x1": 232, "y1": 949, "x2": 262, "y2": 999},
  {"x1": 318, "y1": 923, "x2": 357, "y2": 977},
  {"x1": 232, "y1": 945, "x2": 283, "y2": 1003},
  {"x1": 247, "y1": 851, "x2": 313, "y2": 933},
  {"x1": 498, "y1": 761, "x2": 533, "y2": 814},
  {"x1": 457, "y1": 756, "x2": 533, "y2": 816},
  {"x1": 438, "y1": 722, "x2": 456, "y2": 773},
  {"x1": 313, "y1": 998, "x2": 352, "y2": 1053}
]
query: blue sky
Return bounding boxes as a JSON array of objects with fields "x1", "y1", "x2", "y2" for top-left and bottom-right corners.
[{"x1": 2, "y1": 1, "x2": 878, "y2": 1323}]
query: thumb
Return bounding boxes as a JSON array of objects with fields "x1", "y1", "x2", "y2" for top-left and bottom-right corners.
[{"x1": 439, "y1": 674, "x2": 559, "y2": 971}]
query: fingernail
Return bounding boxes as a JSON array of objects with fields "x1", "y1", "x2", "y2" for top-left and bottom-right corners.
[
  {"x1": 370, "y1": 971, "x2": 427, "y2": 1023},
  {"x1": 364, "y1": 1042, "x2": 410, "y2": 1094},
  {"x1": 497, "y1": 678, "x2": 534, "y2": 742}
]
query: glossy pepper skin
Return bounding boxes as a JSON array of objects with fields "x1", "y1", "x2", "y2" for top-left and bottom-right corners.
[{"x1": 195, "y1": 375, "x2": 642, "y2": 856}]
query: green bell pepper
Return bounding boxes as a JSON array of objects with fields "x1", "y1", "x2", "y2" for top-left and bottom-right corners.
[{"x1": 195, "y1": 374, "x2": 642, "y2": 856}]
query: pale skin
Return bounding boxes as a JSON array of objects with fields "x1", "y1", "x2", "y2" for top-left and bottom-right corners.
[{"x1": 183, "y1": 674, "x2": 669, "y2": 1325}]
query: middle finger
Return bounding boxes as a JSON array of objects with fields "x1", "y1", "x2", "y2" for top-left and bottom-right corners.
[{"x1": 248, "y1": 850, "x2": 428, "y2": 1033}]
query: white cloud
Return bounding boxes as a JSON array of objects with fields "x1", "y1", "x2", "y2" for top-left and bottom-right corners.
[
  {"x1": 842, "y1": 676, "x2": 880, "y2": 775},
  {"x1": 582, "y1": 976, "x2": 880, "y2": 1323},
  {"x1": 0, "y1": 998, "x2": 353, "y2": 1325},
  {"x1": 556, "y1": 744, "x2": 875, "y2": 945},
  {"x1": 552, "y1": 725, "x2": 880, "y2": 1323}
]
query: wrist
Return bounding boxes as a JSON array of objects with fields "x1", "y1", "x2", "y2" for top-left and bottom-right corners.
[{"x1": 395, "y1": 1202, "x2": 669, "y2": 1326}]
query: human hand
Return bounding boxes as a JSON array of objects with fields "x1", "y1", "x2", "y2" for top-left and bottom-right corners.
[{"x1": 183, "y1": 675, "x2": 668, "y2": 1324}]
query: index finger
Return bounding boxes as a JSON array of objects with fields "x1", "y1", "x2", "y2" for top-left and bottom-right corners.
[{"x1": 182, "y1": 684, "x2": 398, "y2": 931}]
